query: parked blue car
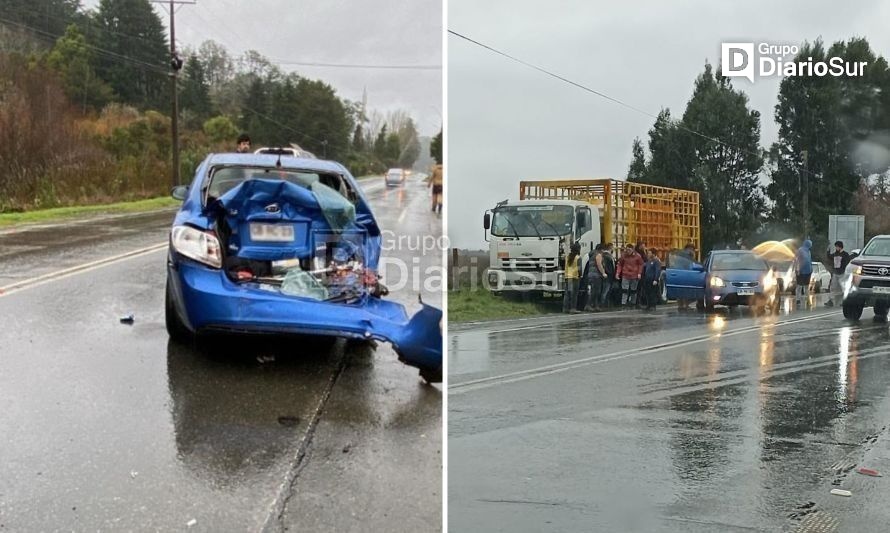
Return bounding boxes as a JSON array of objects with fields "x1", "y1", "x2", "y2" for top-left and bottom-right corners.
[
  {"x1": 165, "y1": 153, "x2": 442, "y2": 382},
  {"x1": 665, "y1": 250, "x2": 780, "y2": 312}
]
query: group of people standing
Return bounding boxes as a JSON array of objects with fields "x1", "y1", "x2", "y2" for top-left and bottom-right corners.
[{"x1": 563, "y1": 241, "x2": 663, "y2": 314}]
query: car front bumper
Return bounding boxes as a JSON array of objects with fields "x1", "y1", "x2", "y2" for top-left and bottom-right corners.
[
  {"x1": 843, "y1": 275, "x2": 890, "y2": 304},
  {"x1": 706, "y1": 285, "x2": 776, "y2": 306},
  {"x1": 168, "y1": 258, "x2": 441, "y2": 374}
]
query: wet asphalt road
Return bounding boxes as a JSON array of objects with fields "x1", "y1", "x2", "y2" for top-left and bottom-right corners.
[
  {"x1": 0, "y1": 175, "x2": 442, "y2": 532},
  {"x1": 448, "y1": 295, "x2": 890, "y2": 532}
]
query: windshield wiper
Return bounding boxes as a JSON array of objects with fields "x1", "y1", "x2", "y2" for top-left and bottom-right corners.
[
  {"x1": 519, "y1": 213, "x2": 543, "y2": 239},
  {"x1": 502, "y1": 216, "x2": 520, "y2": 238}
]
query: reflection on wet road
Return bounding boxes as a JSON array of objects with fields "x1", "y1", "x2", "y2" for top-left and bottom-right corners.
[
  {"x1": 449, "y1": 301, "x2": 890, "y2": 532},
  {"x1": 0, "y1": 176, "x2": 441, "y2": 531}
]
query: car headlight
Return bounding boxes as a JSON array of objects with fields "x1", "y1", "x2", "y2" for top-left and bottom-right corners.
[
  {"x1": 710, "y1": 276, "x2": 725, "y2": 287},
  {"x1": 850, "y1": 265, "x2": 862, "y2": 276},
  {"x1": 171, "y1": 225, "x2": 222, "y2": 268}
]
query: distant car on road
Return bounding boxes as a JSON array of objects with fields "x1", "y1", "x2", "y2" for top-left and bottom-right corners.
[
  {"x1": 810, "y1": 262, "x2": 831, "y2": 292},
  {"x1": 841, "y1": 235, "x2": 890, "y2": 320},
  {"x1": 385, "y1": 168, "x2": 407, "y2": 187},
  {"x1": 165, "y1": 153, "x2": 441, "y2": 381},
  {"x1": 665, "y1": 249, "x2": 779, "y2": 312}
]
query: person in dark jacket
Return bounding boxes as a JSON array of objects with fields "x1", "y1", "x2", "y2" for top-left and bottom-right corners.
[
  {"x1": 793, "y1": 239, "x2": 813, "y2": 306},
  {"x1": 825, "y1": 240, "x2": 851, "y2": 307},
  {"x1": 583, "y1": 244, "x2": 605, "y2": 311},
  {"x1": 634, "y1": 241, "x2": 648, "y2": 308},
  {"x1": 643, "y1": 248, "x2": 662, "y2": 311},
  {"x1": 600, "y1": 243, "x2": 616, "y2": 308}
]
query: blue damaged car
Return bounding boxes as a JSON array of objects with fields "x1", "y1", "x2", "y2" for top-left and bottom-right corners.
[
  {"x1": 664, "y1": 249, "x2": 780, "y2": 313},
  {"x1": 165, "y1": 153, "x2": 442, "y2": 382}
]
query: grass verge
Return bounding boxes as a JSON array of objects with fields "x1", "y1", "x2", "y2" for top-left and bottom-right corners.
[
  {"x1": 447, "y1": 288, "x2": 561, "y2": 323},
  {"x1": 0, "y1": 197, "x2": 181, "y2": 227}
]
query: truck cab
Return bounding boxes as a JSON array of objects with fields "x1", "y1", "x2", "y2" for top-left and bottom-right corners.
[{"x1": 483, "y1": 200, "x2": 600, "y2": 294}]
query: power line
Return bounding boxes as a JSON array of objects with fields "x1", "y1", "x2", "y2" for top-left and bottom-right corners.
[{"x1": 448, "y1": 29, "x2": 847, "y2": 188}]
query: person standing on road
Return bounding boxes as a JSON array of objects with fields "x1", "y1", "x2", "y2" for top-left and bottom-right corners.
[
  {"x1": 428, "y1": 164, "x2": 443, "y2": 213},
  {"x1": 600, "y1": 243, "x2": 616, "y2": 309},
  {"x1": 643, "y1": 248, "x2": 662, "y2": 311},
  {"x1": 584, "y1": 244, "x2": 605, "y2": 312},
  {"x1": 793, "y1": 239, "x2": 813, "y2": 306},
  {"x1": 617, "y1": 244, "x2": 643, "y2": 307},
  {"x1": 634, "y1": 241, "x2": 648, "y2": 308},
  {"x1": 677, "y1": 242, "x2": 696, "y2": 311},
  {"x1": 825, "y1": 240, "x2": 851, "y2": 307},
  {"x1": 563, "y1": 242, "x2": 582, "y2": 314},
  {"x1": 236, "y1": 133, "x2": 251, "y2": 153}
]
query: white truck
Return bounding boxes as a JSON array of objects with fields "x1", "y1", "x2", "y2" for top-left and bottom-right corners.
[
  {"x1": 483, "y1": 199, "x2": 599, "y2": 293},
  {"x1": 483, "y1": 179, "x2": 701, "y2": 295}
]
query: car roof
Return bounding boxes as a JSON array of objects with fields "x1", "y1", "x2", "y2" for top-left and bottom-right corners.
[{"x1": 205, "y1": 153, "x2": 345, "y2": 173}]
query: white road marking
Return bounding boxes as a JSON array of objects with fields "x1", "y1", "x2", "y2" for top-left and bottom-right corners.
[
  {"x1": 450, "y1": 310, "x2": 842, "y2": 394},
  {"x1": 0, "y1": 242, "x2": 168, "y2": 296},
  {"x1": 398, "y1": 207, "x2": 408, "y2": 224}
]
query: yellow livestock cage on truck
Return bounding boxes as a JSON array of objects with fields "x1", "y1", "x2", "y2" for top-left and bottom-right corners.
[{"x1": 482, "y1": 178, "x2": 701, "y2": 294}]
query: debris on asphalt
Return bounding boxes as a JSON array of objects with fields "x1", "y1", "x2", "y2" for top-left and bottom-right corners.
[
  {"x1": 342, "y1": 444, "x2": 352, "y2": 454},
  {"x1": 187, "y1": 518, "x2": 197, "y2": 528},
  {"x1": 129, "y1": 471, "x2": 138, "y2": 479},
  {"x1": 256, "y1": 354, "x2": 275, "y2": 364},
  {"x1": 119, "y1": 314, "x2": 135, "y2": 325},
  {"x1": 277, "y1": 416, "x2": 299, "y2": 427},
  {"x1": 857, "y1": 467, "x2": 882, "y2": 477},
  {"x1": 830, "y1": 489, "x2": 852, "y2": 497}
]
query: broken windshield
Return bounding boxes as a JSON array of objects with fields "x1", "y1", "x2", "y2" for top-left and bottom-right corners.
[{"x1": 205, "y1": 166, "x2": 352, "y2": 204}]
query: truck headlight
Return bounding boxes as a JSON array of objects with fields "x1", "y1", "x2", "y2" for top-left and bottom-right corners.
[
  {"x1": 488, "y1": 271, "x2": 499, "y2": 285},
  {"x1": 171, "y1": 225, "x2": 222, "y2": 268},
  {"x1": 710, "y1": 276, "x2": 725, "y2": 288}
]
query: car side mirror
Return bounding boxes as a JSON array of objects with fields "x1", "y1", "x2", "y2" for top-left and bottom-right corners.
[
  {"x1": 483, "y1": 212, "x2": 491, "y2": 230},
  {"x1": 171, "y1": 185, "x2": 188, "y2": 201},
  {"x1": 692, "y1": 263, "x2": 704, "y2": 272}
]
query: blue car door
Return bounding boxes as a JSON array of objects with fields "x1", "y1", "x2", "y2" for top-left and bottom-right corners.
[{"x1": 665, "y1": 251, "x2": 707, "y2": 301}]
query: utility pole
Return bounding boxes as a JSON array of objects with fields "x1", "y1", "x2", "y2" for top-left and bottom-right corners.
[
  {"x1": 151, "y1": 0, "x2": 195, "y2": 187},
  {"x1": 801, "y1": 150, "x2": 809, "y2": 239}
]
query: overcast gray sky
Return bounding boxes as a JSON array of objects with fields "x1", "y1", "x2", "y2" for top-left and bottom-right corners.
[
  {"x1": 447, "y1": 0, "x2": 890, "y2": 249},
  {"x1": 84, "y1": 0, "x2": 442, "y2": 136}
]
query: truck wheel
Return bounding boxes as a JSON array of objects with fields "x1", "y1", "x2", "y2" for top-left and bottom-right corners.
[
  {"x1": 875, "y1": 301, "x2": 889, "y2": 318},
  {"x1": 842, "y1": 300, "x2": 864, "y2": 320}
]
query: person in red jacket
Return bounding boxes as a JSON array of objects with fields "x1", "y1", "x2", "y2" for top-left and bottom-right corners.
[{"x1": 617, "y1": 243, "x2": 644, "y2": 307}]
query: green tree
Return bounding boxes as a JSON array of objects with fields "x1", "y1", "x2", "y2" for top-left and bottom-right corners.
[
  {"x1": 396, "y1": 117, "x2": 421, "y2": 168},
  {"x1": 681, "y1": 63, "x2": 764, "y2": 250},
  {"x1": 352, "y1": 124, "x2": 365, "y2": 152},
  {"x1": 180, "y1": 54, "x2": 213, "y2": 126},
  {"x1": 767, "y1": 38, "x2": 890, "y2": 239},
  {"x1": 374, "y1": 124, "x2": 388, "y2": 160},
  {"x1": 92, "y1": 0, "x2": 168, "y2": 109},
  {"x1": 430, "y1": 129, "x2": 442, "y2": 164},
  {"x1": 2, "y1": 0, "x2": 82, "y2": 38},
  {"x1": 203, "y1": 115, "x2": 238, "y2": 144},
  {"x1": 626, "y1": 137, "x2": 646, "y2": 182},
  {"x1": 385, "y1": 132, "x2": 401, "y2": 167},
  {"x1": 46, "y1": 24, "x2": 113, "y2": 112}
]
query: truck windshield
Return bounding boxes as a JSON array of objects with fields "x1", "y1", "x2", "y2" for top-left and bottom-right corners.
[
  {"x1": 863, "y1": 238, "x2": 890, "y2": 256},
  {"x1": 491, "y1": 205, "x2": 574, "y2": 237},
  {"x1": 711, "y1": 253, "x2": 768, "y2": 271}
]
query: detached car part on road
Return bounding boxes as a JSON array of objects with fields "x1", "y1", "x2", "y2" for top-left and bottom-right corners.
[
  {"x1": 841, "y1": 235, "x2": 890, "y2": 321},
  {"x1": 165, "y1": 153, "x2": 442, "y2": 382},
  {"x1": 665, "y1": 250, "x2": 780, "y2": 313}
]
